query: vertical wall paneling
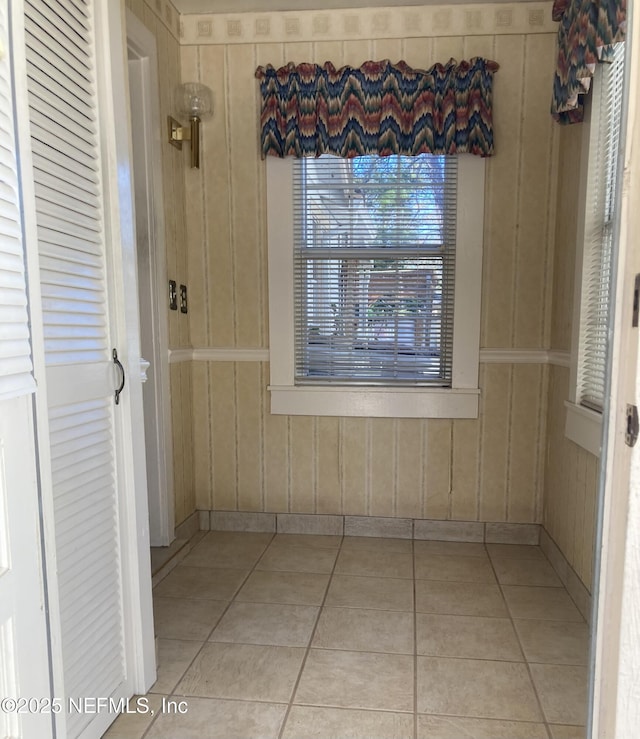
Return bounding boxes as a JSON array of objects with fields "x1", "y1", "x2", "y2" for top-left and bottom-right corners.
[
  {"x1": 178, "y1": 5, "x2": 568, "y2": 530},
  {"x1": 290, "y1": 417, "x2": 315, "y2": 513},
  {"x1": 483, "y1": 35, "x2": 524, "y2": 348},
  {"x1": 210, "y1": 362, "x2": 237, "y2": 509},
  {"x1": 515, "y1": 34, "x2": 556, "y2": 348},
  {"x1": 236, "y1": 362, "x2": 263, "y2": 510},
  {"x1": 341, "y1": 418, "x2": 367, "y2": 515},
  {"x1": 396, "y1": 420, "x2": 424, "y2": 519},
  {"x1": 369, "y1": 420, "x2": 396, "y2": 517},
  {"x1": 509, "y1": 364, "x2": 543, "y2": 521},
  {"x1": 479, "y1": 364, "x2": 511, "y2": 521},
  {"x1": 316, "y1": 417, "x2": 341, "y2": 514}
]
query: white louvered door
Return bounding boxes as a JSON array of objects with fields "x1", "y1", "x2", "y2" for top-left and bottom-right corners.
[
  {"x1": 24, "y1": 1, "x2": 130, "y2": 736},
  {"x1": 0, "y1": 2, "x2": 54, "y2": 738}
]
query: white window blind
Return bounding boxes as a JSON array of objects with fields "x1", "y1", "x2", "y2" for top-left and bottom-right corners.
[
  {"x1": 0, "y1": 5, "x2": 36, "y2": 401},
  {"x1": 293, "y1": 154, "x2": 457, "y2": 386},
  {"x1": 578, "y1": 43, "x2": 625, "y2": 412}
]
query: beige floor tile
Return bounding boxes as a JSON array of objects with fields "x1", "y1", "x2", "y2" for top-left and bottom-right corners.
[
  {"x1": 283, "y1": 706, "x2": 414, "y2": 739},
  {"x1": 210, "y1": 602, "x2": 319, "y2": 647},
  {"x1": 492, "y1": 558, "x2": 562, "y2": 587},
  {"x1": 271, "y1": 534, "x2": 342, "y2": 549},
  {"x1": 146, "y1": 697, "x2": 287, "y2": 739},
  {"x1": 153, "y1": 597, "x2": 227, "y2": 641},
  {"x1": 548, "y1": 725, "x2": 586, "y2": 739},
  {"x1": 415, "y1": 554, "x2": 496, "y2": 583},
  {"x1": 150, "y1": 639, "x2": 202, "y2": 694},
  {"x1": 417, "y1": 657, "x2": 542, "y2": 722},
  {"x1": 486, "y1": 544, "x2": 545, "y2": 560},
  {"x1": 153, "y1": 566, "x2": 249, "y2": 601},
  {"x1": 418, "y1": 715, "x2": 549, "y2": 738},
  {"x1": 415, "y1": 580, "x2": 508, "y2": 617},
  {"x1": 256, "y1": 545, "x2": 338, "y2": 574},
  {"x1": 313, "y1": 607, "x2": 414, "y2": 654},
  {"x1": 334, "y1": 549, "x2": 413, "y2": 579},
  {"x1": 235, "y1": 571, "x2": 330, "y2": 605},
  {"x1": 295, "y1": 649, "x2": 414, "y2": 712},
  {"x1": 326, "y1": 575, "x2": 414, "y2": 611},
  {"x1": 176, "y1": 642, "x2": 305, "y2": 702},
  {"x1": 416, "y1": 613, "x2": 523, "y2": 661},
  {"x1": 503, "y1": 586, "x2": 584, "y2": 622},
  {"x1": 103, "y1": 695, "x2": 163, "y2": 739},
  {"x1": 182, "y1": 534, "x2": 270, "y2": 569},
  {"x1": 341, "y1": 537, "x2": 413, "y2": 554},
  {"x1": 529, "y1": 664, "x2": 588, "y2": 725},
  {"x1": 514, "y1": 619, "x2": 589, "y2": 665},
  {"x1": 414, "y1": 541, "x2": 488, "y2": 558}
]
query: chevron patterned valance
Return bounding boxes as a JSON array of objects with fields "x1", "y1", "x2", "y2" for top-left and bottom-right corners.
[
  {"x1": 551, "y1": 0, "x2": 626, "y2": 123},
  {"x1": 255, "y1": 58, "x2": 499, "y2": 159}
]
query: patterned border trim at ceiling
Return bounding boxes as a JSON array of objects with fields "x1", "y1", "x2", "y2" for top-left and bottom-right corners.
[
  {"x1": 168, "y1": 347, "x2": 570, "y2": 366},
  {"x1": 143, "y1": 0, "x2": 182, "y2": 40},
  {"x1": 179, "y1": 2, "x2": 557, "y2": 45}
]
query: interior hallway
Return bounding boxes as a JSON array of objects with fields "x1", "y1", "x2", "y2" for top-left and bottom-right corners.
[{"x1": 105, "y1": 532, "x2": 588, "y2": 739}]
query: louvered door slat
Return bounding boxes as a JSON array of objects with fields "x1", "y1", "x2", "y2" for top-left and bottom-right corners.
[
  {"x1": 25, "y1": 4, "x2": 89, "y2": 58},
  {"x1": 24, "y1": 20, "x2": 93, "y2": 88},
  {"x1": 31, "y1": 139, "x2": 100, "y2": 187},
  {"x1": 25, "y1": 1, "x2": 127, "y2": 735},
  {"x1": 0, "y1": 4, "x2": 35, "y2": 400},
  {"x1": 30, "y1": 120, "x2": 98, "y2": 171},
  {"x1": 26, "y1": 70, "x2": 95, "y2": 126}
]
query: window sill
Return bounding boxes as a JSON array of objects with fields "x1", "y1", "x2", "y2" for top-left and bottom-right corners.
[
  {"x1": 269, "y1": 385, "x2": 480, "y2": 418},
  {"x1": 564, "y1": 401, "x2": 603, "y2": 457}
]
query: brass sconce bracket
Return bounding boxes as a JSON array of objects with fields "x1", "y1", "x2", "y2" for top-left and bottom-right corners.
[{"x1": 168, "y1": 115, "x2": 189, "y2": 150}]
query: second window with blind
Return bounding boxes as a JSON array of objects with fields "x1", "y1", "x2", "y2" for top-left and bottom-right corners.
[
  {"x1": 566, "y1": 43, "x2": 626, "y2": 455},
  {"x1": 266, "y1": 153, "x2": 485, "y2": 418}
]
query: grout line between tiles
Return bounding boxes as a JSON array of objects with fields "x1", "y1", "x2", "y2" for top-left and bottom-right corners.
[
  {"x1": 142, "y1": 533, "x2": 277, "y2": 739},
  {"x1": 276, "y1": 533, "x2": 344, "y2": 739},
  {"x1": 485, "y1": 543, "x2": 554, "y2": 739}
]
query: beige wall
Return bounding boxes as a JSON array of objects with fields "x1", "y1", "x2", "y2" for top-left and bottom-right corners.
[
  {"x1": 125, "y1": 0, "x2": 196, "y2": 526},
  {"x1": 544, "y1": 123, "x2": 599, "y2": 590},
  {"x1": 179, "y1": 4, "x2": 560, "y2": 522}
]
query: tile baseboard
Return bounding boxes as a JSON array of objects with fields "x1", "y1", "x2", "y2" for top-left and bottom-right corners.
[
  {"x1": 174, "y1": 510, "x2": 200, "y2": 542},
  {"x1": 540, "y1": 527, "x2": 592, "y2": 623},
  {"x1": 203, "y1": 511, "x2": 543, "y2": 545}
]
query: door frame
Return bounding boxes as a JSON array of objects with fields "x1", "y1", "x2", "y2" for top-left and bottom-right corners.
[
  {"x1": 590, "y1": 9, "x2": 640, "y2": 737},
  {"x1": 126, "y1": 9, "x2": 174, "y2": 547},
  {"x1": 12, "y1": 1, "x2": 157, "y2": 734}
]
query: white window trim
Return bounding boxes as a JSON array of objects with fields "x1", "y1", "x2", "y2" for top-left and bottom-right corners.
[
  {"x1": 566, "y1": 70, "x2": 608, "y2": 457},
  {"x1": 266, "y1": 155, "x2": 485, "y2": 418}
]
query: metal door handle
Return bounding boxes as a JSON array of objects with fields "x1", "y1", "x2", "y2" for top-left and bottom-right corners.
[{"x1": 113, "y1": 348, "x2": 125, "y2": 405}]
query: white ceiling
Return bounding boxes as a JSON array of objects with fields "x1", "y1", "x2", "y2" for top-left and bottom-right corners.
[{"x1": 173, "y1": 0, "x2": 525, "y2": 14}]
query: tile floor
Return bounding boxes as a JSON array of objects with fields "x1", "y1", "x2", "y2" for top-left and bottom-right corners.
[{"x1": 105, "y1": 532, "x2": 589, "y2": 739}]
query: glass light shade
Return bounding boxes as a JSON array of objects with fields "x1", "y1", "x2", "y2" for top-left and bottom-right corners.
[{"x1": 176, "y1": 82, "x2": 213, "y2": 120}]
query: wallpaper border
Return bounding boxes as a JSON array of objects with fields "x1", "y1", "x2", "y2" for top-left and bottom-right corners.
[{"x1": 179, "y1": 2, "x2": 557, "y2": 46}]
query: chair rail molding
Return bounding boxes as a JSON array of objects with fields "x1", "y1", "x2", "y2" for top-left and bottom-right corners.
[{"x1": 169, "y1": 347, "x2": 570, "y2": 366}]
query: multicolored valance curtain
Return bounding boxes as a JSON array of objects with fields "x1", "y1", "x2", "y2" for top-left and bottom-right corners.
[
  {"x1": 551, "y1": 0, "x2": 626, "y2": 123},
  {"x1": 255, "y1": 57, "x2": 499, "y2": 159}
]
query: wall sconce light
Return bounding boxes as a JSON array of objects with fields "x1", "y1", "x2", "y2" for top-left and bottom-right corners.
[{"x1": 168, "y1": 82, "x2": 213, "y2": 169}]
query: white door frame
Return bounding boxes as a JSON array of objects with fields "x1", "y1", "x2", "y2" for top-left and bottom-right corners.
[
  {"x1": 590, "y1": 10, "x2": 640, "y2": 738},
  {"x1": 95, "y1": 0, "x2": 156, "y2": 698},
  {"x1": 13, "y1": 2, "x2": 156, "y2": 735},
  {"x1": 125, "y1": 9, "x2": 174, "y2": 547}
]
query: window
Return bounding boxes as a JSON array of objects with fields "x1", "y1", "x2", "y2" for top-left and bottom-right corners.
[
  {"x1": 266, "y1": 154, "x2": 485, "y2": 418},
  {"x1": 295, "y1": 155, "x2": 456, "y2": 386},
  {"x1": 566, "y1": 43, "x2": 625, "y2": 455}
]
